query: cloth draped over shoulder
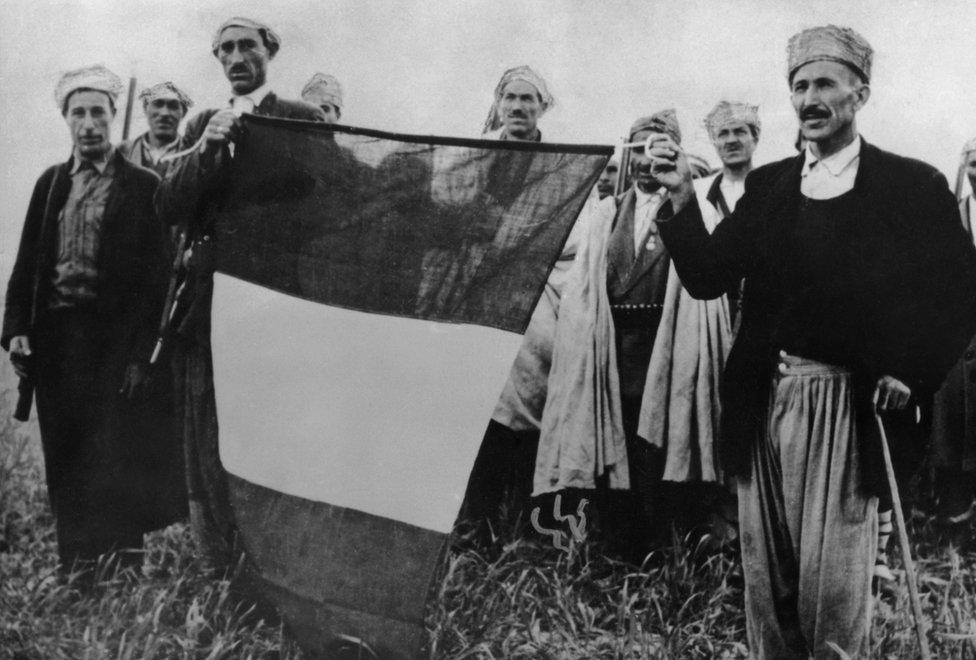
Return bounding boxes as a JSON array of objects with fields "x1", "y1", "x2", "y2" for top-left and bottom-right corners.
[{"x1": 534, "y1": 194, "x2": 732, "y2": 494}]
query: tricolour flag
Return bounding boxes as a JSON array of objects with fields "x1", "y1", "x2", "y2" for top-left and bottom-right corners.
[{"x1": 211, "y1": 115, "x2": 610, "y2": 657}]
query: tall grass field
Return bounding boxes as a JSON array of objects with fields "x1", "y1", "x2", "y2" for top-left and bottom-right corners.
[{"x1": 2, "y1": 354, "x2": 976, "y2": 658}]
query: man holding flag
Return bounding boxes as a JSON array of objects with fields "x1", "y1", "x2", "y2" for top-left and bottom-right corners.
[{"x1": 155, "y1": 16, "x2": 325, "y2": 568}]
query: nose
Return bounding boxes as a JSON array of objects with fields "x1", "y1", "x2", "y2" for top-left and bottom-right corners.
[
  {"x1": 802, "y1": 86, "x2": 820, "y2": 108},
  {"x1": 81, "y1": 112, "x2": 97, "y2": 130}
]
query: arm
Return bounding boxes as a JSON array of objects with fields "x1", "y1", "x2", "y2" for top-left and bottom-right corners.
[
  {"x1": 647, "y1": 135, "x2": 759, "y2": 300},
  {"x1": 2, "y1": 169, "x2": 54, "y2": 349}
]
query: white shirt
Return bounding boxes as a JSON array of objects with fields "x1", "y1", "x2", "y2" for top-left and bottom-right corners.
[
  {"x1": 230, "y1": 83, "x2": 272, "y2": 115},
  {"x1": 719, "y1": 176, "x2": 746, "y2": 211},
  {"x1": 633, "y1": 186, "x2": 665, "y2": 252},
  {"x1": 800, "y1": 135, "x2": 861, "y2": 200}
]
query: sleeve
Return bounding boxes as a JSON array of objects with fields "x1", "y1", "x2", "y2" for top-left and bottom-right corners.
[
  {"x1": 655, "y1": 174, "x2": 762, "y2": 300},
  {"x1": 2, "y1": 170, "x2": 54, "y2": 349},
  {"x1": 125, "y1": 173, "x2": 170, "y2": 365}
]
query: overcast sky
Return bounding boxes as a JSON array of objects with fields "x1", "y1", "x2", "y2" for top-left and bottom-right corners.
[{"x1": 3, "y1": 0, "x2": 976, "y2": 275}]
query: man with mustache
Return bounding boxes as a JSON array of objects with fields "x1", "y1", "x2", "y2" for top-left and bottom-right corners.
[
  {"x1": 462, "y1": 66, "x2": 558, "y2": 538},
  {"x1": 155, "y1": 16, "x2": 325, "y2": 568},
  {"x1": 3, "y1": 65, "x2": 185, "y2": 574},
  {"x1": 647, "y1": 25, "x2": 976, "y2": 657},
  {"x1": 120, "y1": 82, "x2": 193, "y2": 176},
  {"x1": 697, "y1": 101, "x2": 761, "y2": 331}
]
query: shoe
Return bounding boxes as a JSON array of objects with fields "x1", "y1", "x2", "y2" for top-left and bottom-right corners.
[{"x1": 935, "y1": 471, "x2": 975, "y2": 527}]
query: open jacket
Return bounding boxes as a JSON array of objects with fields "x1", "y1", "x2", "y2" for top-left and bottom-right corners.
[
  {"x1": 2, "y1": 150, "x2": 166, "y2": 365},
  {"x1": 658, "y1": 140, "x2": 976, "y2": 490}
]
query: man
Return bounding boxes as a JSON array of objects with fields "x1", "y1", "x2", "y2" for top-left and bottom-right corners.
[
  {"x1": 697, "y1": 101, "x2": 761, "y2": 330},
  {"x1": 3, "y1": 65, "x2": 184, "y2": 572},
  {"x1": 461, "y1": 66, "x2": 557, "y2": 537},
  {"x1": 647, "y1": 26, "x2": 976, "y2": 657},
  {"x1": 533, "y1": 110, "x2": 731, "y2": 558},
  {"x1": 481, "y1": 65, "x2": 552, "y2": 141},
  {"x1": 930, "y1": 136, "x2": 976, "y2": 527},
  {"x1": 301, "y1": 72, "x2": 343, "y2": 123},
  {"x1": 595, "y1": 158, "x2": 619, "y2": 200},
  {"x1": 156, "y1": 17, "x2": 326, "y2": 567},
  {"x1": 119, "y1": 82, "x2": 193, "y2": 175}
]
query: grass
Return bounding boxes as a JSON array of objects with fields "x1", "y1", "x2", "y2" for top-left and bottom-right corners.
[{"x1": 3, "y1": 365, "x2": 976, "y2": 658}]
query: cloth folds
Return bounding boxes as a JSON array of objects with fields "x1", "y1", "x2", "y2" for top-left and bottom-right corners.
[{"x1": 534, "y1": 196, "x2": 731, "y2": 493}]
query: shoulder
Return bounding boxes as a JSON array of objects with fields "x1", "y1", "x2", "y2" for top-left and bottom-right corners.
[
  {"x1": 864, "y1": 142, "x2": 945, "y2": 184},
  {"x1": 693, "y1": 172, "x2": 719, "y2": 196}
]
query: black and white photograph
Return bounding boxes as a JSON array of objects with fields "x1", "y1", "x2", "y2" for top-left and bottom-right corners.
[{"x1": 3, "y1": 1, "x2": 976, "y2": 658}]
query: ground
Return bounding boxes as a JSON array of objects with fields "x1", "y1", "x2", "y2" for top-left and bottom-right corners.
[{"x1": 2, "y1": 356, "x2": 976, "y2": 658}]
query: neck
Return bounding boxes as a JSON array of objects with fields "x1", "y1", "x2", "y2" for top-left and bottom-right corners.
[
  {"x1": 76, "y1": 146, "x2": 110, "y2": 163},
  {"x1": 504, "y1": 127, "x2": 539, "y2": 142},
  {"x1": 810, "y1": 124, "x2": 857, "y2": 159},
  {"x1": 146, "y1": 132, "x2": 177, "y2": 150},
  {"x1": 722, "y1": 161, "x2": 752, "y2": 182}
]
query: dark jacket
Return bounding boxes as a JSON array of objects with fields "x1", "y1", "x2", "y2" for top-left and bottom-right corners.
[
  {"x1": 154, "y1": 92, "x2": 326, "y2": 341},
  {"x1": 659, "y1": 139, "x2": 976, "y2": 486},
  {"x1": 2, "y1": 150, "x2": 167, "y2": 364}
]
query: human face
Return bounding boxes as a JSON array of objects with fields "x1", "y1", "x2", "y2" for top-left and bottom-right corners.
[
  {"x1": 790, "y1": 60, "x2": 869, "y2": 157},
  {"x1": 65, "y1": 90, "x2": 115, "y2": 159},
  {"x1": 596, "y1": 160, "x2": 619, "y2": 199},
  {"x1": 711, "y1": 121, "x2": 757, "y2": 169},
  {"x1": 965, "y1": 151, "x2": 976, "y2": 195},
  {"x1": 319, "y1": 102, "x2": 341, "y2": 124},
  {"x1": 217, "y1": 26, "x2": 272, "y2": 95},
  {"x1": 628, "y1": 129, "x2": 663, "y2": 192},
  {"x1": 498, "y1": 80, "x2": 543, "y2": 140},
  {"x1": 145, "y1": 94, "x2": 185, "y2": 144}
]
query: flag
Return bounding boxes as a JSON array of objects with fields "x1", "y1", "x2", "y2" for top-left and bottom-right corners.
[{"x1": 211, "y1": 115, "x2": 610, "y2": 657}]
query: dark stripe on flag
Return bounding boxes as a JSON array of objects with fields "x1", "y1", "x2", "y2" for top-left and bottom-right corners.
[
  {"x1": 229, "y1": 474, "x2": 445, "y2": 659},
  {"x1": 214, "y1": 115, "x2": 611, "y2": 334}
]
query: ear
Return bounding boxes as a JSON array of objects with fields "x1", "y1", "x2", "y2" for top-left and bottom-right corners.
[{"x1": 853, "y1": 83, "x2": 871, "y2": 111}]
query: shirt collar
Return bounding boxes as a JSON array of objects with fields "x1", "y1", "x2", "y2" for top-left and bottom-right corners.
[
  {"x1": 70, "y1": 147, "x2": 114, "y2": 175},
  {"x1": 802, "y1": 134, "x2": 861, "y2": 177},
  {"x1": 230, "y1": 83, "x2": 272, "y2": 111},
  {"x1": 633, "y1": 185, "x2": 665, "y2": 206}
]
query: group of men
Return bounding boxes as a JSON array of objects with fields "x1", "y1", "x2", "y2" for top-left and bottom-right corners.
[{"x1": 6, "y1": 14, "x2": 976, "y2": 659}]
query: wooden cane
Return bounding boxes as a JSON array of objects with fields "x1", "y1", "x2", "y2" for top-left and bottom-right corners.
[{"x1": 874, "y1": 411, "x2": 931, "y2": 659}]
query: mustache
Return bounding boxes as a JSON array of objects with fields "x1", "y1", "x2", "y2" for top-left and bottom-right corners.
[
  {"x1": 505, "y1": 109, "x2": 528, "y2": 119},
  {"x1": 229, "y1": 64, "x2": 251, "y2": 75},
  {"x1": 801, "y1": 106, "x2": 830, "y2": 120}
]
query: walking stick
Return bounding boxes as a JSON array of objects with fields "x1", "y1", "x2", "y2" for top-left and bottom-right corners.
[{"x1": 874, "y1": 411, "x2": 931, "y2": 659}]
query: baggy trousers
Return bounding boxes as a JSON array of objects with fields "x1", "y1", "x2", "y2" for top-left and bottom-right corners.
[{"x1": 738, "y1": 355, "x2": 877, "y2": 659}]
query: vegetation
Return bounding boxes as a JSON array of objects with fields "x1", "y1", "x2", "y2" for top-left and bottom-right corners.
[{"x1": 2, "y1": 370, "x2": 976, "y2": 658}]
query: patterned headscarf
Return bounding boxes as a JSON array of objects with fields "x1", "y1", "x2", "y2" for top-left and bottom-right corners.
[
  {"x1": 704, "y1": 101, "x2": 760, "y2": 140},
  {"x1": 629, "y1": 109, "x2": 681, "y2": 145},
  {"x1": 787, "y1": 25, "x2": 873, "y2": 83},
  {"x1": 55, "y1": 64, "x2": 123, "y2": 114},
  {"x1": 212, "y1": 16, "x2": 281, "y2": 57},
  {"x1": 482, "y1": 65, "x2": 553, "y2": 134},
  {"x1": 302, "y1": 73, "x2": 344, "y2": 109},
  {"x1": 139, "y1": 82, "x2": 193, "y2": 111}
]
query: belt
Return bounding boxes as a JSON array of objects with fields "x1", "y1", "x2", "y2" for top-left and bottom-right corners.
[{"x1": 610, "y1": 303, "x2": 664, "y2": 329}]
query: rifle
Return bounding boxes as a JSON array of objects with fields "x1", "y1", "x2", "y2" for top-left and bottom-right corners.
[
  {"x1": 13, "y1": 374, "x2": 33, "y2": 422},
  {"x1": 150, "y1": 229, "x2": 189, "y2": 366},
  {"x1": 122, "y1": 76, "x2": 137, "y2": 142}
]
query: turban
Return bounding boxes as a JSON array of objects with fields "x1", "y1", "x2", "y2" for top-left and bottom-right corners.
[
  {"x1": 302, "y1": 73, "x2": 344, "y2": 109},
  {"x1": 482, "y1": 65, "x2": 553, "y2": 134},
  {"x1": 55, "y1": 64, "x2": 123, "y2": 114},
  {"x1": 704, "y1": 101, "x2": 760, "y2": 140},
  {"x1": 962, "y1": 137, "x2": 976, "y2": 157},
  {"x1": 629, "y1": 109, "x2": 681, "y2": 145},
  {"x1": 787, "y1": 25, "x2": 873, "y2": 83},
  {"x1": 139, "y1": 82, "x2": 193, "y2": 110},
  {"x1": 212, "y1": 16, "x2": 281, "y2": 56}
]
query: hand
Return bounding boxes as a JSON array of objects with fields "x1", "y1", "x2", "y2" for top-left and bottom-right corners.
[
  {"x1": 646, "y1": 134, "x2": 694, "y2": 211},
  {"x1": 119, "y1": 362, "x2": 147, "y2": 400},
  {"x1": 9, "y1": 335, "x2": 31, "y2": 379},
  {"x1": 873, "y1": 375, "x2": 912, "y2": 412},
  {"x1": 201, "y1": 109, "x2": 241, "y2": 153}
]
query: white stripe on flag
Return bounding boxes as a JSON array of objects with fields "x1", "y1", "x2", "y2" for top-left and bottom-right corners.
[{"x1": 211, "y1": 273, "x2": 524, "y2": 533}]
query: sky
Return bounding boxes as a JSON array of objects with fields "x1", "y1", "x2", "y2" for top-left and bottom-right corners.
[{"x1": 3, "y1": 0, "x2": 976, "y2": 276}]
